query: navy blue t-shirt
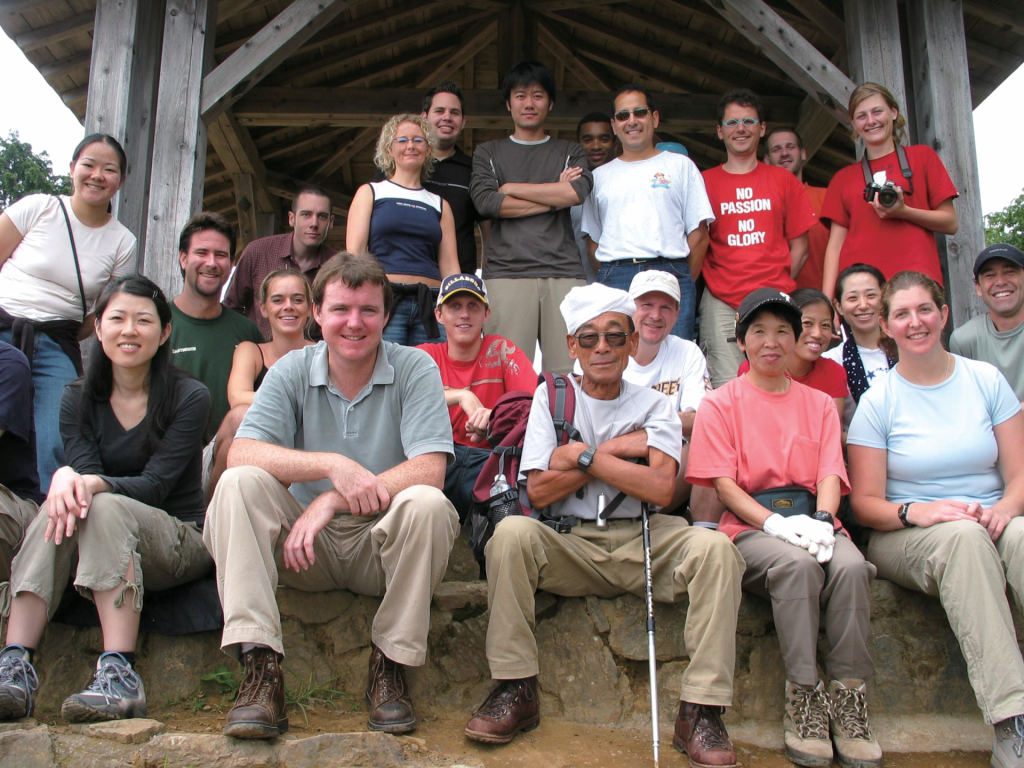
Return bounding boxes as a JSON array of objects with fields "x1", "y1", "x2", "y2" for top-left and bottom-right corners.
[
  {"x1": 367, "y1": 180, "x2": 443, "y2": 280},
  {"x1": 0, "y1": 341, "x2": 43, "y2": 504}
]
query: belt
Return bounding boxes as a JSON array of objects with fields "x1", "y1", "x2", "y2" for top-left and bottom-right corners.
[{"x1": 604, "y1": 256, "x2": 683, "y2": 265}]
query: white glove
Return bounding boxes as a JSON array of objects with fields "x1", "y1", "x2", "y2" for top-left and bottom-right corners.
[{"x1": 763, "y1": 514, "x2": 835, "y2": 563}]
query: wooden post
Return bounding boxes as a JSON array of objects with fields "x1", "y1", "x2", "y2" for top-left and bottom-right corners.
[
  {"x1": 843, "y1": 0, "x2": 906, "y2": 111},
  {"x1": 905, "y1": 0, "x2": 986, "y2": 326},
  {"x1": 143, "y1": 0, "x2": 217, "y2": 296},
  {"x1": 84, "y1": 0, "x2": 165, "y2": 262}
]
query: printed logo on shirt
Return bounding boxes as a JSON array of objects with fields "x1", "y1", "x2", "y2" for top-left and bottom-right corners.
[
  {"x1": 171, "y1": 347, "x2": 196, "y2": 354},
  {"x1": 720, "y1": 186, "x2": 771, "y2": 247},
  {"x1": 653, "y1": 379, "x2": 680, "y2": 396},
  {"x1": 651, "y1": 173, "x2": 671, "y2": 190}
]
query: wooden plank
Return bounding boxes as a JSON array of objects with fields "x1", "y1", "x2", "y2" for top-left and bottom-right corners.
[
  {"x1": 233, "y1": 172, "x2": 260, "y2": 252},
  {"x1": 0, "y1": 0, "x2": 68, "y2": 14},
  {"x1": 14, "y1": 11, "x2": 93, "y2": 52},
  {"x1": 793, "y1": 49, "x2": 846, "y2": 161},
  {"x1": 235, "y1": 87, "x2": 803, "y2": 130},
  {"x1": 536, "y1": 19, "x2": 612, "y2": 91},
  {"x1": 703, "y1": 0, "x2": 854, "y2": 128},
  {"x1": 573, "y1": 41, "x2": 689, "y2": 94},
  {"x1": 201, "y1": 0, "x2": 356, "y2": 123},
  {"x1": 310, "y1": 127, "x2": 377, "y2": 183},
  {"x1": 60, "y1": 84, "x2": 90, "y2": 106},
  {"x1": 39, "y1": 50, "x2": 91, "y2": 78},
  {"x1": 785, "y1": 0, "x2": 845, "y2": 49},
  {"x1": 964, "y1": 0, "x2": 1024, "y2": 35},
  {"x1": 145, "y1": 0, "x2": 216, "y2": 296},
  {"x1": 524, "y1": 0, "x2": 624, "y2": 11},
  {"x1": 207, "y1": 110, "x2": 276, "y2": 214},
  {"x1": 265, "y1": 170, "x2": 352, "y2": 213},
  {"x1": 85, "y1": 0, "x2": 165, "y2": 261},
  {"x1": 217, "y1": 0, "x2": 260, "y2": 23},
  {"x1": 844, "y1": 0, "x2": 907, "y2": 114},
  {"x1": 906, "y1": 0, "x2": 986, "y2": 327}
]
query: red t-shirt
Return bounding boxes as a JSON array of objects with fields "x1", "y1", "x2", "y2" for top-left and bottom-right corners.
[
  {"x1": 820, "y1": 144, "x2": 958, "y2": 285},
  {"x1": 701, "y1": 163, "x2": 816, "y2": 309},
  {"x1": 686, "y1": 374, "x2": 849, "y2": 542},
  {"x1": 418, "y1": 335, "x2": 538, "y2": 447},
  {"x1": 795, "y1": 184, "x2": 829, "y2": 291},
  {"x1": 736, "y1": 356, "x2": 849, "y2": 398}
]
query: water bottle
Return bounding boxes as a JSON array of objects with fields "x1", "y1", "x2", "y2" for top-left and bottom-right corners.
[
  {"x1": 596, "y1": 492, "x2": 607, "y2": 528},
  {"x1": 488, "y1": 473, "x2": 522, "y2": 526}
]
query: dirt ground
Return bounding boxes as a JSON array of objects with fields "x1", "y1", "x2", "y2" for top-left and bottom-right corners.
[{"x1": 32, "y1": 700, "x2": 992, "y2": 768}]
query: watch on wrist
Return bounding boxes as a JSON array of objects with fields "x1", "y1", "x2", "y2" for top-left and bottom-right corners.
[
  {"x1": 897, "y1": 502, "x2": 916, "y2": 528},
  {"x1": 578, "y1": 445, "x2": 597, "y2": 473}
]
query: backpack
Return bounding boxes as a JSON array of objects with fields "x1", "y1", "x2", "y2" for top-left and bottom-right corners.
[{"x1": 468, "y1": 372, "x2": 580, "y2": 573}]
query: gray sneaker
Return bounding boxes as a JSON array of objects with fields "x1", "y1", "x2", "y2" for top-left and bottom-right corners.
[
  {"x1": 993, "y1": 714, "x2": 1024, "y2": 768},
  {"x1": 0, "y1": 645, "x2": 39, "y2": 720},
  {"x1": 61, "y1": 652, "x2": 147, "y2": 723}
]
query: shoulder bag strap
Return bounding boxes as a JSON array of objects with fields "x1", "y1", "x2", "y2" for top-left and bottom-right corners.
[{"x1": 55, "y1": 197, "x2": 88, "y2": 322}]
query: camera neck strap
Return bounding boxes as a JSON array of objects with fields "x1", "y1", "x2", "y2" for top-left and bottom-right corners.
[{"x1": 861, "y1": 142, "x2": 914, "y2": 195}]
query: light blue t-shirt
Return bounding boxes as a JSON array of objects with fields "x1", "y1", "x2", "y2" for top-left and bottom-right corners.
[{"x1": 848, "y1": 355, "x2": 1020, "y2": 506}]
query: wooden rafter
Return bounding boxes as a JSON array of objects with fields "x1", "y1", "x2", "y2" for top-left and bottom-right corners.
[
  {"x1": 572, "y1": 40, "x2": 689, "y2": 94},
  {"x1": 964, "y1": 0, "x2": 1024, "y2": 35},
  {"x1": 14, "y1": 11, "x2": 93, "y2": 52},
  {"x1": 785, "y1": 0, "x2": 845, "y2": 49},
  {"x1": 536, "y1": 19, "x2": 613, "y2": 91},
  {"x1": 201, "y1": 0, "x2": 356, "y2": 123},
  {"x1": 39, "y1": 51, "x2": 91, "y2": 78}
]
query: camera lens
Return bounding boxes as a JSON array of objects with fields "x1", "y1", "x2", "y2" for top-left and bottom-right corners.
[{"x1": 877, "y1": 187, "x2": 899, "y2": 208}]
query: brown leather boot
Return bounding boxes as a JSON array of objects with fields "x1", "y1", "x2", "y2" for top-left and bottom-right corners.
[
  {"x1": 672, "y1": 701, "x2": 737, "y2": 768},
  {"x1": 365, "y1": 644, "x2": 416, "y2": 733},
  {"x1": 464, "y1": 676, "x2": 540, "y2": 744},
  {"x1": 223, "y1": 647, "x2": 288, "y2": 739}
]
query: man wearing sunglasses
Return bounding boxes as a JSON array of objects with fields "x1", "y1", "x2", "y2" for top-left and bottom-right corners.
[
  {"x1": 470, "y1": 61, "x2": 593, "y2": 375},
  {"x1": 581, "y1": 85, "x2": 714, "y2": 342},
  {"x1": 700, "y1": 88, "x2": 816, "y2": 388},
  {"x1": 465, "y1": 283, "x2": 744, "y2": 768}
]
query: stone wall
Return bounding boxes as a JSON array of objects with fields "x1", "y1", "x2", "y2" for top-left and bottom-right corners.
[{"x1": 31, "y1": 532, "x2": 1023, "y2": 728}]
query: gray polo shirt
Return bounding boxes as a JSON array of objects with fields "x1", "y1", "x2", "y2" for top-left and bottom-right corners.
[{"x1": 236, "y1": 340, "x2": 454, "y2": 508}]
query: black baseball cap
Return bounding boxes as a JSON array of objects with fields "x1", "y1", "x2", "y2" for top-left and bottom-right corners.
[
  {"x1": 973, "y1": 243, "x2": 1024, "y2": 280},
  {"x1": 736, "y1": 287, "x2": 801, "y2": 324},
  {"x1": 436, "y1": 273, "x2": 488, "y2": 307}
]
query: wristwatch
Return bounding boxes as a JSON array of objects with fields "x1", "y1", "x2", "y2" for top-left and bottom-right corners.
[
  {"x1": 578, "y1": 445, "x2": 597, "y2": 473},
  {"x1": 897, "y1": 503, "x2": 916, "y2": 528}
]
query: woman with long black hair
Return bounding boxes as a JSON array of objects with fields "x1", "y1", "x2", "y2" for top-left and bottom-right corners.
[{"x1": 0, "y1": 275, "x2": 211, "y2": 724}]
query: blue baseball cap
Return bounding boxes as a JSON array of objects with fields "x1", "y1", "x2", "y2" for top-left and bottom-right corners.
[{"x1": 437, "y1": 273, "x2": 488, "y2": 307}]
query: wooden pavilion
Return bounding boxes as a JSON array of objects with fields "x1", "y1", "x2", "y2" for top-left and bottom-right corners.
[{"x1": 1, "y1": 0, "x2": 1022, "y2": 324}]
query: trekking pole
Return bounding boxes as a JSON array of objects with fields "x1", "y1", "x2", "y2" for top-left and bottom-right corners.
[{"x1": 641, "y1": 503, "x2": 660, "y2": 767}]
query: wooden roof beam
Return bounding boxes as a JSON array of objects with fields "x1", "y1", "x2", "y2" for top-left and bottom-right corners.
[
  {"x1": 14, "y1": 11, "x2": 93, "y2": 52},
  {"x1": 217, "y1": 0, "x2": 262, "y2": 24},
  {"x1": 785, "y1": 0, "x2": 845, "y2": 50},
  {"x1": 524, "y1": 0, "x2": 624, "y2": 11},
  {"x1": 703, "y1": 0, "x2": 855, "y2": 129},
  {"x1": 38, "y1": 51, "x2": 91, "y2": 79},
  {"x1": 964, "y1": 0, "x2": 1024, "y2": 35},
  {"x1": 536, "y1": 19, "x2": 613, "y2": 91},
  {"x1": 201, "y1": 0, "x2": 356, "y2": 124},
  {"x1": 207, "y1": 110, "x2": 276, "y2": 212},
  {"x1": 0, "y1": 0, "x2": 67, "y2": 13},
  {"x1": 573, "y1": 42, "x2": 689, "y2": 94},
  {"x1": 265, "y1": 171, "x2": 352, "y2": 211}
]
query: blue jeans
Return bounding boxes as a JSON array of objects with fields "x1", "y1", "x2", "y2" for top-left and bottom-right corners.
[
  {"x1": 596, "y1": 258, "x2": 696, "y2": 341},
  {"x1": 443, "y1": 444, "x2": 490, "y2": 524},
  {"x1": 382, "y1": 293, "x2": 447, "y2": 346},
  {"x1": 0, "y1": 328, "x2": 77, "y2": 494}
]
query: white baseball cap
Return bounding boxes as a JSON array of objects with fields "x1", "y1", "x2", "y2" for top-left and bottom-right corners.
[{"x1": 628, "y1": 270, "x2": 681, "y2": 303}]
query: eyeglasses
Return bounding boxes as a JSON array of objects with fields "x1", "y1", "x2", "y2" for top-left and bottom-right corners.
[
  {"x1": 393, "y1": 136, "x2": 426, "y2": 145},
  {"x1": 574, "y1": 331, "x2": 629, "y2": 348},
  {"x1": 613, "y1": 107, "x2": 650, "y2": 122},
  {"x1": 721, "y1": 117, "x2": 760, "y2": 128}
]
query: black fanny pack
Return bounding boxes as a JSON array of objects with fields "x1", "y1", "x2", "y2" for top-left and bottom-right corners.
[{"x1": 751, "y1": 486, "x2": 816, "y2": 518}]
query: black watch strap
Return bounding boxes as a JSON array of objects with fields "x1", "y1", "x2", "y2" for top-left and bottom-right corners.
[
  {"x1": 578, "y1": 445, "x2": 597, "y2": 473},
  {"x1": 898, "y1": 503, "x2": 916, "y2": 528}
]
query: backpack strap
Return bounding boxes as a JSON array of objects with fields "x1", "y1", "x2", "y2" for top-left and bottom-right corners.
[{"x1": 544, "y1": 372, "x2": 582, "y2": 444}]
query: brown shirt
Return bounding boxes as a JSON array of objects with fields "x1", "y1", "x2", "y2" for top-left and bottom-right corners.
[{"x1": 223, "y1": 232, "x2": 335, "y2": 339}]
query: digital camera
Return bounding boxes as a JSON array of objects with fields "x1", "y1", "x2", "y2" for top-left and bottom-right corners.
[{"x1": 863, "y1": 180, "x2": 899, "y2": 208}]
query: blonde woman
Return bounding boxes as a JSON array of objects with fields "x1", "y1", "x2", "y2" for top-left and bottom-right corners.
[{"x1": 346, "y1": 114, "x2": 458, "y2": 345}]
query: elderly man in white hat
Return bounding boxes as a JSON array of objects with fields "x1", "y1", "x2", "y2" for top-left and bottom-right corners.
[
  {"x1": 464, "y1": 283, "x2": 745, "y2": 768},
  {"x1": 625, "y1": 270, "x2": 724, "y2": 528}
]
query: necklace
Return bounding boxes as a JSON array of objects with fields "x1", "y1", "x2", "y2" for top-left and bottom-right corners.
[{"x1": 943, "y1": 352, "x2": 954, "y2": 381}]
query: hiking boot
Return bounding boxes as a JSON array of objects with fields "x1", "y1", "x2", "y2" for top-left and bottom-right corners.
[
  {"x1": 993, "y1": 714, "x2": 1024, "y2": 768},
  {"x1": 829, "y1": 679, "x2": 882, "y2": 768},
  {"x1": 672, "y1": 701, "x2": 738, "y2": 768},
  {"x1": 464, "y1": 676, "x2": 540, "y2": 744},
  {"x1": 223, "y1": 647, "x2": 288, "y2": 739},
  {"x1": 61, "y1": 652, "x2": 146, "y2": 723},
  {"x1": 0, "y1": 645, "x2": 39, "y2": 720},
  {"x1": 366, "y1": 644, "x2": 415, "y2": 733},
  {"x1": 783, "y1": 680, "x2": 833, "y2": 768}
]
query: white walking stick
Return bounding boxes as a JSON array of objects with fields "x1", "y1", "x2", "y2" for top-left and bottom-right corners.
[{"x1": 641, "y1": 504, "x2": 659, "y2": 767}]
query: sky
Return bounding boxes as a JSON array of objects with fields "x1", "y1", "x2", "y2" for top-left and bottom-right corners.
[{"x1": 0, "y1": 30, "x2": 1022, "y2": 215}]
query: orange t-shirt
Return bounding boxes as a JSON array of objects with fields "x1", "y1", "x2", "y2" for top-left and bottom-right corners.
[{"x1": 795, "y1": 184, "x2": 829, "y2": 291}]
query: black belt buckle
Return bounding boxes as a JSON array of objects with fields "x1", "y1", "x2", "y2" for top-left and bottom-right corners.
[{"x1": 542, "y1": 515, "x2": 577, "y2": 534}]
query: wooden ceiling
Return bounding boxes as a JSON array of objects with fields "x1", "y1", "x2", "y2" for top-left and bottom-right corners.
[{"x1": 3, "y1": 0, "x2": 1023, "y2": 249}]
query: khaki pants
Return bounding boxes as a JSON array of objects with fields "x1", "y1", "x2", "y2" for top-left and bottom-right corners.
[
  {"x1": 736, "y1": 531, "x2": 875, "y2": 686},
  {"x1": 484, "y1": 277, "x2": 585, "y2": 375},
  {"x1": 204, "y1": 466, "x2": 458, "y2": 666},
  {"x1": 0, "y1": 485, "x2": 37, "y2": 585},
  {"x1": 699, "y1": 290, "x2": 745, "y2": 389},
  {"x1": 484, "y1": 515, "x2": 745, "y2": 706},
  {"x1": 8, "y1": 493, "x2": 211, "y2": 617},
  {"x1": 867, "y1": 518, "x2": 1024, "y2": 724}
]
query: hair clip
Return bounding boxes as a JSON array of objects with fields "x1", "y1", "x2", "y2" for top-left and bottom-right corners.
[{"x1": 153, "y1": 290, "x2": 159, "y2": 299}]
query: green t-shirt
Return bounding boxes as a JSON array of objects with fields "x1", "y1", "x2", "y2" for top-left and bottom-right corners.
[
  {"x1": 950, "y1": 313, "x2": 1024, "y2": 402},
  {"x1": 170, "y1": 303, "x2": 263, "y2": 431}
]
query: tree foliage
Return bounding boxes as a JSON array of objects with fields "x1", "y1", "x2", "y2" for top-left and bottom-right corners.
[
  {"x1": 985, "y1": 189, "x2": 1024, "y2": 252},
  {"x1": 0, "y1": 131, "x2": 72, "y2": 209}
]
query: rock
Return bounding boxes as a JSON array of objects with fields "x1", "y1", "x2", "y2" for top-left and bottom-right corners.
[
  {"x1": 137, "y1": 733, "x2": 277, "y2": 768},
  {"x1": 70, "y1": 717, "x2": 166, "y2": 744},
  {"x1": 0, "y1": 727, "x2": 54, "y2": 768},
  {"x1": 277, "y1": 732, "x2": 407, "y2": 767},
  {"x1": 432, "y1": 581, "x2": 488, "y2": 613},
  {"x1": 52, "y1": 733, "x2": 139, "y2": 768},
  {"x1": 0, "y1": 717, "x2": 37, "y2": 732}
]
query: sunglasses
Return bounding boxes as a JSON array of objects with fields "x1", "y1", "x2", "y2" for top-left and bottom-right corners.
[
  {"x1": 613, "y1": 107, "x2": 651, "y2": 122},
  {"x1": 721, "y1": 117, "x2": 760, "y2": 128},
  {"x1": 574, "y1": 331, "x2": 629, "y2": 348}
]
